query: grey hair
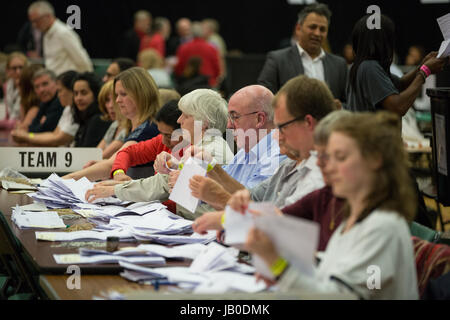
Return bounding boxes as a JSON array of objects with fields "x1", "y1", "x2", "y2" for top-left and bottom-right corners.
[
  {"x1": 134, "y1": 10, "x2": 152, "y2": 22},
  {"x1": 28, "y1": 1, "x2": 55, "y2": 16},
  {"x1": 32, "y1": 68, "x2": 56, "y2": 82},
  {"x1": 191, "y1": 21, "x2": 204, "y2": 38},
  {"x1": 178, "y1": 89, "x2": 228, "y2": 133},
  {"x1": 297, "y1": 3, "x2": 331, "y2": 26},
  {"x1": 314, "y1": 109, "x2": 352, "y2": 146}
]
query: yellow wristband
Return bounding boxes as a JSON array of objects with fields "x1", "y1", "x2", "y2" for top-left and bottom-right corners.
[
  {"x1": 270, "y1": 257, "x2": 288, "y2": 277},
  {"x1": 113, "y1": 169, "x2": 125, "y2": 176},
  {"x1": 221, "y1": 213, "x2": 226, "y2": 227},
  {"x1": 28, "y1": 132, "x2": 35, "y2": 138}
]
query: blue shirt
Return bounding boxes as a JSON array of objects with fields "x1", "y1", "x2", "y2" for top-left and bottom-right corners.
[
  {"x1": 223, "y1": 131, "x2": 287, "y2": 189},
  {"x1": 124, "y1": 120, "x2": 159, "y2": 143}
]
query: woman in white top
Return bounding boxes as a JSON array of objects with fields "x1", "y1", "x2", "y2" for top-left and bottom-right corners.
[
  {"x1": 11, "y1": 70, "x2": 78, "y2": 146},
  {"x1": 240, "y1": 111, "x2": 419, "y2": 299}
]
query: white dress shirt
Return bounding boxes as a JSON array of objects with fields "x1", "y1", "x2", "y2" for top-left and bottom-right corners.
[
  {"x1": 296, "y1": 43, "x2": 326, "y2": 82},
  {"x1": 43, "y1": 19, "x2": 93, "y2": 75}
]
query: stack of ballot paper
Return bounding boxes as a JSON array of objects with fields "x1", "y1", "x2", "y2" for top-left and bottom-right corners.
[
  {"x1": 27, "y1": 173, "x2": 124, "y2": 209},
  {"x1": 106, "y1": 212, "x2": 193, "y2": 235},
  {"x1": 189, "y1": 242, "x2": 239, "y2": 273},
  {"x1": 35, "y1": 229, "x2": 135, "y2": 242},
  {"x1": 53, "y1": 252, "x2": 166, "y2": 265},
  {"x1": 118, "y1": 259, "x2": 266, "y2": 294},
  {"x1": 12, "y1": 205, "x2": 66, "y2": 229},
  {"x1": 1, "y1": 180, "x2": 37, "y2": 191},
  {"x1": 131, "y1": 230, "x2": 217, "y2": 245}
]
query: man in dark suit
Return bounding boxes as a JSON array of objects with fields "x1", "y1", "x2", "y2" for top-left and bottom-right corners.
[{"x1": 258, "y1": 4, "x2": 347, "y2": 104}]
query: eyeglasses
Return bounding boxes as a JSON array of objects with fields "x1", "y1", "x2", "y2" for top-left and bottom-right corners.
[
  {"x1": 227, "y1": 111, "x2": 259, "y2": 125},
  {"x1": 276, "y1": 116, "x2": 304, "y2": 134}
]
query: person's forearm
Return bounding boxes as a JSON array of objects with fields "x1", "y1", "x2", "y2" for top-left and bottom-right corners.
[
  {"x1": 383, "y1": 73, "x2": 424, "y2": 116},
  {"x1": 207, "y1": 165, "x2": 246, "y2": 194},
  {"x1": 398, "y1": 66, "x2": 420, "y2": 91},
  {"x1": 66, "y1": 158, "x2": 113, "y2": 181},
  {"x1": 27, "y1": 131, "x2": 73, "y2": 147}
]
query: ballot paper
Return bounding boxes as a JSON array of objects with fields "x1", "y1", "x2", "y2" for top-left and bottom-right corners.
[
  {"x1": 119, "y1": 261, "x2": 266, "y2": 294},
  {"x1": 254, "y1": 214, "x2": 319, "y2": 277},
  {"x1": 132, "y1": 230, "x2": 216, "y2": 245},
  {"x1": 1, "y1": 180, "x2": 37, "y2": 191},
  {"x1": 12, "y1": 205, "x2": 66, "y2": 229},
  {"x1": 35, "y1": 229, "x2": 134, "y2": 242},
  {"x1": 13, "y1": 202, "x2": 47, "y2": 212},
  {"x1": 189, "y1": 242, "x2": 238, "y2": 273},
  {"x1": 53, "y1": 253, "x2": 166, "y2": 265},
  {"x1": 223, "y1": 202, "x2": 278, "y2": 245},
  {"x1": 135, "y1": 243, "x2": 206, "y2": 260},
  {"x1": 437, "y1": 13, "x2": 450, "y2": 58},
  {"x1": 169, "y1": 158, "x2": 206, "y2": 213}
]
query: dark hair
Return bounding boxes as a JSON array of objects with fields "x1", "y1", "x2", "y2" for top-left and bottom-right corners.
[
  {"x1": 155, "y1": 99, "x2": 181, "y2": 129},
  {"x1": 112, "y1": 58, "x2": 136, "y2": 72},
  {"x1": 72, "y1": 72, "x2": 102, "y2": 99},
  {"x1": 71, "y1": 72, "x2": 102, "y2": 123},
  {"x1": 56, "y1": 70, "x2": 78, "y2": 90},
  {"x1": 297, "y1": 3, "x2": 332, "y2": 25},
  {"x1": 349, "y1": 14, "x2": 396, "y2": 91}
]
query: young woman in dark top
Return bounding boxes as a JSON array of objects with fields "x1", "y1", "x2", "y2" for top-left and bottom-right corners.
[
  {"x1": 345, "y1": 14, "x2": 447, "y2": 115},
  {"x1": 72, "y1": 72, "x2": 112, "y2": 147}
]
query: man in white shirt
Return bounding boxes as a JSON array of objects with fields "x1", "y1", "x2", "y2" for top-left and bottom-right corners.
[
  {"x1": 28, "y1": 1, "x2": 93, "y2": 75},
  {"x1": 257, "y1": 3, "x2": 347, "y2": 103}
]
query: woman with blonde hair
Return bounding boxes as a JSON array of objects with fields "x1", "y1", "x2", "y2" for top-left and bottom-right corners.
[
  {"x1": 64, "y1": 67, "x2": 161, "y2": 181},
  {"x1": 93, "y1": 80, "x2": 127, "y2": 159},
  {"x1": 1, "y1": 52, "x2": 28, "y2": 128},
  {"x1": 240, "y1": 111, "x2": 419, "y2": 299}
]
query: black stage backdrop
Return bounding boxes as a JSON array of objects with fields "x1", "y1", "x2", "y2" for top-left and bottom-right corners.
[{"x1": 1, "y1": 0, "x2": 448, "y2": 62}]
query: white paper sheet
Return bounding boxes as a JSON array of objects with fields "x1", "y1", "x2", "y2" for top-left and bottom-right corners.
[
  {"x1": 169, "y1": 158, "x2": 206, "y2": 213},
  {"x1": 12, "y1": 206, "x2": 66, "y2": 229},
  {"x1": 437, "y1": 13, "x2": 450, "y2": 57},
  {"x1": 254, "y1": 214, "x2": 319, "y2": 277}
]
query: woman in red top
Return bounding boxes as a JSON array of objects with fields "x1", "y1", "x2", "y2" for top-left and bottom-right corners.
[{"x1": 110, "y1": 99, "x2": 182, "y2": 181}]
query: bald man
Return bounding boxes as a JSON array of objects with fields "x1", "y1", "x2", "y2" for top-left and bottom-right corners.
[{"x1": 217, "y1": 85, "x2": 287, "y2": 188}]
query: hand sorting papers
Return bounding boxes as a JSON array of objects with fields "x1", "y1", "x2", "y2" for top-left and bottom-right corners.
[
  {"x1": 222, "y1": 202, "x2": 320, "y2": 278},
  {"x1": 12, "y1": 205, "x2": 66, "y2": 229},
  {"x1": 437, "y1": 13, "x2": 450, "y2": 58},
  {"x1": 28, "y1": 173, "x2": 123, "y2": 209},
  {"x1": 169, "y1": 157, "x2": 206, "y2": 213}
]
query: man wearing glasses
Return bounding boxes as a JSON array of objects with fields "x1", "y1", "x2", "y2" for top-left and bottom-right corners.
[
  {"x1": 220, "y1": 85, "x2": 286, "y2": 189},
  {"x1": 28, "y1": 1, "x2": 93, "y2": 75},
  {"x1": 188, "y1": 76, "x2": 333, "y2": 216}
]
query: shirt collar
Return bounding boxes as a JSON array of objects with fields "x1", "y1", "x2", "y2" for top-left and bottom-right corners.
[{"x1": 296, "y1": 43, "x2": 326, "y2": 61}]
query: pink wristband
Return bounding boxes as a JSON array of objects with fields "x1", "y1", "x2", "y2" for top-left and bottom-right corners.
[{"x1": 420, "y1": 65, "x2": 431, "y2": 77}]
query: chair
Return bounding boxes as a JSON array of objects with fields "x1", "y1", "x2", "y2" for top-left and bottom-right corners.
[{"x1": 412, "y1": 236, "x2": 450, "y2": 299}]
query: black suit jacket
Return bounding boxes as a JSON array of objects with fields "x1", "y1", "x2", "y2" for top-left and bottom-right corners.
[{"x1": 257, "y1": 45, "x2": 348, "y2": 102}]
